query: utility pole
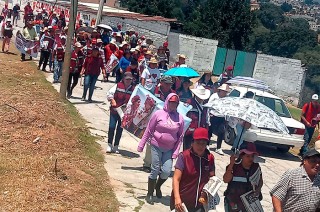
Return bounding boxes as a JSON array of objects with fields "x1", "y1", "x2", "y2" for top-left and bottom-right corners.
[
  {"x1": 60, "y1": 0, "x2": 78, "y2": 99},
  {"x1": 95, "y1": 0, "x2": 105, "y2": 26}
]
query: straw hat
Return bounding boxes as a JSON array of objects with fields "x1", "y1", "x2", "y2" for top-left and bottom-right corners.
[
  {"x1": 148, "y1": 57, "x2": 158, "y2": 64},
  {"x1": 130, "y1": 48, "x2": 136, "y2": 53},
  {"x1": 203, "y1": 70, "x2": 212, "y2": 74},
  {"x1": 177, "y1": 54, "x2": 187, "y2": 59},
  {"x1": 191, "y1": 86, "x2": 211, "y2": 100},
  {"x1": 145, "y1": 50, "x2": 153, "y2": 56},
  {"x1": 218, "y1": 84, "x2": 231, "y2": 92}
]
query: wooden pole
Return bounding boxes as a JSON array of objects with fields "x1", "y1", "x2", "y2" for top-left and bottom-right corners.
[
  {"x1": 95, "y1": 0, "x2": 105, "y2": 26},
  {"x1": 59, "y1": 0, "x2": 78, "y2": 99}
]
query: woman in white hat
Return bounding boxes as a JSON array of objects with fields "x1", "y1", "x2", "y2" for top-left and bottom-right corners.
[
  {"x1": 141, "y1": 57, "x2": 161, "y2": 94},
  {"x1": 183, "y1": 86, "x2": 211, "y2": 150},
  {"x1": 2, "y1": 18, "x2": 13, "y2": 53}
]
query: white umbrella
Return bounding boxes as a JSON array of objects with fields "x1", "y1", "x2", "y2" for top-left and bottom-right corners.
[
  {"x1": 97, "y1": 24, "x2": 113, "y2": 31},
  {"x1": 204, "y1": 97, "x2": 289, "y2": 135}
]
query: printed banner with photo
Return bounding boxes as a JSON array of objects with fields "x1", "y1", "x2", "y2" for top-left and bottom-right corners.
[
  {"x1": 15, "y1": 31, "x2": 40, "y2": 58},
  {"x1": 121, "y1": 84, "x2": 192, "y2": 139},
  {"x1": 240, "y1": 191, "x2": 264, "y2": 212},
  {"x1": 106, "y1": 53, "x2": 119, "y2": 73}
]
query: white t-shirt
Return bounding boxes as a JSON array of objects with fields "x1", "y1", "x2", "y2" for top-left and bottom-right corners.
[{"x1": 141, "y1": 67, "x2": 160, "y2": 93}]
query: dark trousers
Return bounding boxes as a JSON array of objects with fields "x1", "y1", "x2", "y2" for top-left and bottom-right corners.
[
  {"x1": 21, "y1": 53, "x2": 32, "y2": 60},
  {"x1": 300, "y1": 126, "x2": 315, "y2": 154},
  {"x1": 210, "y1": 116, "x2": 225, "y2": 149},
  {"x1": 39, "y1": 50, "x2": 51, "y2": 71},
  {"x1": 67, "y1": 72, "x2": 80, "y2": 96},
  {"x1": 108, "y1": 112, "x2": 123, "y2": 146},
  {"x1": 183, "y1": 134, "x2": 193, "y2": 151},
  {"x1": 82, "y1": 74, "x2": 98, "y2": 100}
]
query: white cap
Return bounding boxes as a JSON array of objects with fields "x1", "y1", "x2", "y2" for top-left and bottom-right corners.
[
  {"x1": 312, "y1": 94, "x2": 319, "y2": 100},
  {"x1": 74, "y1": 42, "x2": 82, "y2": 48}
]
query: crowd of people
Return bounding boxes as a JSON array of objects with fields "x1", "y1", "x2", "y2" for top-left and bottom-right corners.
[{"x1": 1, "y1": 3, "x2": 319, "y2": 211}]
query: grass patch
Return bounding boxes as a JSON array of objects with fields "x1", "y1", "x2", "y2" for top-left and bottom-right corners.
[{"x1": 0, "y1": 49, "x2": 118, "y2": 211}]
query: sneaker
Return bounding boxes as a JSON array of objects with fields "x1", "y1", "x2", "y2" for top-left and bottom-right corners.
[
  {"x1": 113, "y1": 145, "x2": 120, "y2": 154},
  {"x1": 106, "y1": 143, "x2": 113, "y2": 153},
  {"x1": 81, "y1": 97, "x2": 85, "y2": 101},
  {"x1": 88, "y1": 99, "x2": 93, "y2": 103},
  {"x1": 215, "y1": 148, "x2": 224, "y2": 156}
]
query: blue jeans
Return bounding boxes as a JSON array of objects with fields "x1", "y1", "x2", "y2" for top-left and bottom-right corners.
[
  {"x1": 107, "y1": 112, "x2": 123, "y2": 146},
  {"x1": 82, "y1": 74, "x2": 98, "y2": 100},
  {"x1": 300, "y1": 126, "x2": 315, "y2": 154},
  {"x1": 232, "y1": 124, "x2": 246, "y2": 150},
  {"x1": 53, "y1": 60, "x2": 63, "y2": 81},
  {"x1": 150, "y1": 145, "x2": 173, "y2": 180}
]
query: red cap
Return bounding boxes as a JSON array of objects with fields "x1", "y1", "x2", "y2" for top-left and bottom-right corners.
[
  {"x1": 141, "y1": 35, "x2": 145, "y2": 39},
  {"x1": 193, "y1": 128, "x2": 209, "y2": 141},
  {"x1": 163, "y1": 41, "x2": 168, "y2": 47},
  {"x1": 239, "y1": 142, "x2": 259, "y2": 155},
  {"x1": 226, "y1": 65, "x2": 234, "y2": 71},
  {"x1": 91, "y1": 38, "x2": 97, "y2": 44},
  {"x1": 169, "y1": 95, "x2": 179, "y2": 103}
]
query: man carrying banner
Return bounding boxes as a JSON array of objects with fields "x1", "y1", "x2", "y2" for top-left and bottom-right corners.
[
  {"x1": 21, "y1": 20, "x2": 38, "y2": 61},
  {"x1": 154, "y1": 75, "x2": 175, "y2": 101},
  {"x1": 106, "y1": 72, "x2": 135, "y2": 154},
  {"x1": 38, "y1": 26, "x2": 55, "y2": 72}
]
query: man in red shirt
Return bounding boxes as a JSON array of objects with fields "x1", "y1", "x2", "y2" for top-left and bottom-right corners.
[
  {"x1": 80, "y1": 47, "x2": 106, "y2": 102},
  {"x1": 300, "y1": 94, "x2": 320, "y2": 155}
]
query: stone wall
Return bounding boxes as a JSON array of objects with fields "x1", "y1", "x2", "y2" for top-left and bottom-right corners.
[
  {"x1": 101, "y1": 16, "x2": 170, "y2": 48},
  {"x1": 253, "y1": 54, "x2": 306, "y2": 105},
  {"x1": 168, "y1": 32, "x2": 219, "y2": 72}
]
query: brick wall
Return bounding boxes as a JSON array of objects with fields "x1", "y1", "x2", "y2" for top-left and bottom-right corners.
[
  {"x1": 101, "y1": 16, "x2": 170, "y2": 48},
  {"x1": 253, "y1": 54, "x2": 306, "y2": 105},
  {"x1": 168, "y1": 32, "x2": 219, "y2": 72}
]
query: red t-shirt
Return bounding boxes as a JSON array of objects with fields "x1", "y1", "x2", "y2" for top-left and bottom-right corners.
[
  {"x1": 302, "y1": 102, "x2": 320, "y2": 127},
  {"x1": 83, "y1": 56, "x2": 104, "y2": 76}
]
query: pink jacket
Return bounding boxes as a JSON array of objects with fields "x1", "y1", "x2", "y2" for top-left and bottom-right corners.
[{"x1": 137, "y1": 93, "x2": 184, "y2": 158}]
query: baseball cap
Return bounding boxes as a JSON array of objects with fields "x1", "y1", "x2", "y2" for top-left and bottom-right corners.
[
  {"x1": 239, "y1": 142, "x2": 259, "y2": 155},
  {"x1": 97, "y1": 38, "x2": 102, "y2": 43},
  {"x1": 303, "y1": 148, "x2": 320, "y2": 159},
  {"x1": 74, "y1": 42, "x2": 82, "y2": 48},
  {"x1": 169, "y1": 95, "x2": 179, "y2": 103},
  {"x1": 160, "y1": 75, "x2": 173, "y2": 84},
  {"x1": 226, "y1": 65, "x2": 234, "y2": 71},
  {"x1": 193, "y1": 127, "x2": 209, "y2": 142},
  {"x1": 312, "y1": 94, "x2": 319, "y2": 100}
]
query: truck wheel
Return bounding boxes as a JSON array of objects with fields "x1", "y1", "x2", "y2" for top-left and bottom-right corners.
[{"x1": 224, "y1": 126, "x2": 235, "y2": 146}]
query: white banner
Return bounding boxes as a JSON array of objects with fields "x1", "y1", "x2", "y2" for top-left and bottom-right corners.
[{"x1": 15, "y1": 30, "x2": 40, "y2": 57}]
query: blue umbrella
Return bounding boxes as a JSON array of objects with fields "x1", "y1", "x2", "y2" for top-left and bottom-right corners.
[{"x1": 164, "y1": 67, "x2": 200, "y2": 78}]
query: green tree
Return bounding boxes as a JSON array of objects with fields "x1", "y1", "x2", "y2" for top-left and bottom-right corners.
[
  {"x1": 257, "y1": 3, "x2": 285, "y2": 29},
  {"x1": 281, "y1": 2, "x2": 293, "y2": 12}
]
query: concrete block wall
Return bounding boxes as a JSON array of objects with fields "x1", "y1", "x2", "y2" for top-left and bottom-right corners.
[
  {"x1": 101, "y1": 16, "x2": 170, "y2": 48},
  {"x1": 253, "y1": 54, "x2": 305, "y2": 104},
  {"x1": 168, "y1": 32, "x2": 219, "y2": 72}
]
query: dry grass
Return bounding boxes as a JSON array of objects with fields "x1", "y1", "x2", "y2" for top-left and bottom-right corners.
[{"x1": 0, "y1": 51, "x2": 118, "y2": 211}]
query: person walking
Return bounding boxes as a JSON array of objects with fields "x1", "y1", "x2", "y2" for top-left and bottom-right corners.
[
  {"x1": 38, "y1": 26, "x2": 55, "y2": 72},
  {"x1": 270, "y1": 148, "x2": 320, "y2": 212},
  {"x1": 154, "y1": 75, "x2": 175, "y2": 101},
  {"x1": 223, "y1": 142, "x2": 263, "y2": 212},
  {"x1": 171, "y1": 54, "x2": 186, "y2": 68},
  {"x1": 107, "y1": 72, "x2": 135, "y2": 153},
  {"x1": 52, "y1": 35, "x2": 66, "y2": 83},
  {"x1": 217, "y1": 65, "x2": 234, "y2": 85},
  {"x1": 176, "y1": 78, "x2": 193, "y2": 105},
  {"x1": 2, "y1": 18, "x2": 13, "y2": 53},
  {"x1": 12, "y1": 4, "x2": 20, "y2": 27},
  {"x1": 171, "y1": 127, "x2": 215, "y2": 212},
  {"x1": 141, "y1": 57, "x2": 161, "y2": 94},
  {"x1": 67, "y1": 42, "x2": 84, "y2": 98},
  {"x1": 208, "y1": 84, "x2": 230, "y2": 155},
  {"x1": 137, "y1": 93, "x2": 185, "y2": 205},
  {"x1": 118, "y1": 50, "x2": 131, "y2": 82},
  {"x1": 300, "y1": 94, "x2": 320, "y2": 155},
  {"x1": 80, "y1": 47, "x2": 107, "y2": 102},
  {"x1": 195, "y1": 70, "x2": 214, "y2": 91},
  {"x1": 21, "y1": 21, "x2": 38, "y2": 61}
]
